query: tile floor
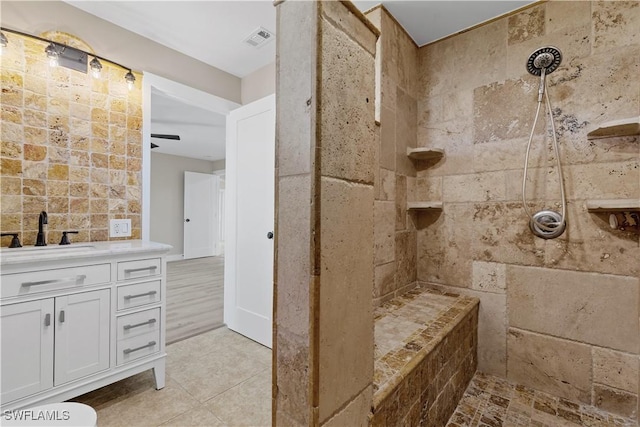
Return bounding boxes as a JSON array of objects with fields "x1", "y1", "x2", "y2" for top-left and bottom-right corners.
[
  {"x1": 73, "y1": 327, "x2": 637, "y2": 427},
  {"x1": 73, "y1": 327, "x2": 271, "y2": 426},
  {"x1": 447, "y1": 372, "x2": 637, "y2": 427}
]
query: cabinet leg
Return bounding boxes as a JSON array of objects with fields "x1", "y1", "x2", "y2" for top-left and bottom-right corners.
[{"x1": 153, "y1": 360, "x2": 166, "y2": 390}]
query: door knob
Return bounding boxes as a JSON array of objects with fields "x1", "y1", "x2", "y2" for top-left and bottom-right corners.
[
  {"x1": 267, "y1": 232, "x2": 274, "y2": 239},
  {"x1": 185, "y1": 218, "x2": 190, "y2": 223}
]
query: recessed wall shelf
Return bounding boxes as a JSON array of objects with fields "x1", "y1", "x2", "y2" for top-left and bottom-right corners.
[
  {"x1": 586, "y1": 199, "x2": 640, "y2": 212},
  {"x1": 407, "y1": 147, "x2": 445, "y2": 160},
  {"x1": 586, "y1": 117, "x2": 640, "y2": 140},
  {"x1": 407, "y1": 202, "x2": 443, "y2": 211}
]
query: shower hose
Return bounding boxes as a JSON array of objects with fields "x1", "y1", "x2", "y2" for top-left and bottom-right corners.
[{"x1": 522, "y1": 67, "x2": 567, "y2": 233}]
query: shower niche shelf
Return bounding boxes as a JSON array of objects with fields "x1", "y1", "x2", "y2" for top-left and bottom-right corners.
[
  {"x1": 587, "y1": 117, "x2": 640, "y2": 140},
  {"x1": 407, "y1": 202, "x2": 443, "y2": 211},
  {"x1": 407, "y1": 147, "x2": 445, "y2": 160},
  {"x1": 586, "y1": 199, "x2": 640, "y2": 212}
]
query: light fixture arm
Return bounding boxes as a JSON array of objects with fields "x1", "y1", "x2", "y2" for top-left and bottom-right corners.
[{"x1": 0, "y1": 26, "x2": 135, "y2": 75}]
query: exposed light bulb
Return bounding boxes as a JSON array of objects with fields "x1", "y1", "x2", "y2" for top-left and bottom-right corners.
[
  {"x1": 0, "y1": 32, "x2": 7, "y2": 56},
  {"x1": 45, "y1": 43, "x2": 59, "y2": 67},
  {"x1": 124, "y1": 70, "x2": 135, "y2": 91},
  {"x1": 89, "y1": 57, "x2": 102, "y2": 79}
]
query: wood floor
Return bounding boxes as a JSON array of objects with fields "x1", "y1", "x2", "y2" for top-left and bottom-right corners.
[{"x1": 165, "y1": 256, "x2": 224, "y2": 344}]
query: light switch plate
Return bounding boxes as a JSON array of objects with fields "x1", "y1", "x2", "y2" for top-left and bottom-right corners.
[{"x1": 110, "y1": 219, "x2": 131, "y2": 237}]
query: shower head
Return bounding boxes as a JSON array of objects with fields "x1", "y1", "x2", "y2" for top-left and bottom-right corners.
[{"x1": 526, "y1": 46, "x2": 562, "y2": 76}]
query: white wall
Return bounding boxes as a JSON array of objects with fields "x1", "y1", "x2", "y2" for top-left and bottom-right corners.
[
  {"x1": 241, "y1": 62, "x2": 275, "y2": 104},
  {"x1": 150, "y1": 152, "x2": 216, "y2": 256},
  {"x1": 212, "y1": 159, "x2": 226, "y2": 171},
  {"x1": 1, "y1": 1, "x2": 241, "y2": 103}
]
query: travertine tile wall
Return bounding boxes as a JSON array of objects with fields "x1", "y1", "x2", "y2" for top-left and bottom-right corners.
[
  {"x1": 1, "y1": 32, "x2": 142, "y2": 246},
  {"x1": 415, "y1": 1, "x2": 640, "y2": 420},
  {"x1": 274, "y1": 1, "x2": 377, "y2": 425},
  {"x1": 364, "y1": 7, "x2": 420, "y2": 306}
]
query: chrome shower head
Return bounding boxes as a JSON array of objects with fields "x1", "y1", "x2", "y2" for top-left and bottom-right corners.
[{"x1": 526, "y1": 46, "x2": 562, "y2": 76}]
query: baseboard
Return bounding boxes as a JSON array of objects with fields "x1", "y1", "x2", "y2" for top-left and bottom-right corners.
[{"x1": 166, "y1": 254, "x2": 184, "y2": 262}]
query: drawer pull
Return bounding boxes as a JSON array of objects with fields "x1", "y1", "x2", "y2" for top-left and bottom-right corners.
[
  {"x1": 22, "y1": 275, "x2": 87, "y2": 287},
  {"x1": 123, "y1": 318, "x2": 157, "y2": 330},
  {"x1": 124, "y1": 266, "x2": 157, "y2": 274},
  {"x1": 123, "y1": 341, "x2": 156, "y2": 355},
  {"x1": 123, "y1": 290, "x2": 157, "y2": 300},
  {"x1": 44, "y1": 313, "x2": 51, "y2": 327}
]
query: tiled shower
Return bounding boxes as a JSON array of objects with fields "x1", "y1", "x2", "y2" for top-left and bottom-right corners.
[{"x1": 274, "y1": 1, "x2": 639, "y2": 426}]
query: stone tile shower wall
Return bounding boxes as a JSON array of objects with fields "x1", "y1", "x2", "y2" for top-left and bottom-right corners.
[
  {"x1": 274, "y1": 1, "x2": 377, "y2": 425},
  {"x1": 365, "y1": 7, "x2": 420, "y2": 306},
  {"x1": 415, "y1": 1, "x2": 639, "y2": 420},
  {"x1": 1, "y1": 32, "x2": 143, "y2": 246}
]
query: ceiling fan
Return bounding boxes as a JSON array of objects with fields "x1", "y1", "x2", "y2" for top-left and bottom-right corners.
[{"x1": 150, "y1": 133, "x2": 180, "y2": 149}]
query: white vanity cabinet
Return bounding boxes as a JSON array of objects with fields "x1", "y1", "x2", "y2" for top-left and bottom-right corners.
[
  {"x1": 1, "y1": 289, "x2": 110, "y2": 403},
  {"x1": 0, "y1": 240, "x2": 170, "y2": 411},
  {"x1": 1, "y1": 299, "x2": 54, "y2": 403},
  {"x1": 54, "y1": 289, "x2": 111, "y2": 385}
]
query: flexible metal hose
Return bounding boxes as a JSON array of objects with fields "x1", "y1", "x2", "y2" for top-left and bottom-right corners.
[{"x1": 522, "y1": 69, "x2": 567, "y2": 232}]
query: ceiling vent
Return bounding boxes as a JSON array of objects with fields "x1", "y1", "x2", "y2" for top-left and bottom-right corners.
[{"x1": 243, "y1": 27, "x2": 274, "y2": 48}]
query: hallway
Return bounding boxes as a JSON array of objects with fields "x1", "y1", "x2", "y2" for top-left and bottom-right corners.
[{"x1": 166, "y1": 257, "x2": 224, "y2": 344}]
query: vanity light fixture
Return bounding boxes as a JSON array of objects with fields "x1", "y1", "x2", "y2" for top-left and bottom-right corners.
[
  {"x1": 45, "y1": 42, "x2": 60, "y2": 67},
  {"x1": 125, "y1": 70, "x2": 136, "y2": 91},
  {"x1": 0, "y1": 31, "x2": 7, "y2": 55},
  {"x1": 1, "y1": 26, "x2": 137, "y2": 90},
  {"x1": 89, "y1": 56, "x2": 102, "y2": 78}
]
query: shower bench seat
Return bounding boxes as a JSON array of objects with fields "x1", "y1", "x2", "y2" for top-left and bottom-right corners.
[{"x1": 370, "y1": 286, "x2": 479, "y2": 427}]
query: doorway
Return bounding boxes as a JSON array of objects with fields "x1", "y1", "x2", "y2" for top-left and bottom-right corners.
[{"x1": 143, "y1": 73, "x2": 238, "y2": 343}]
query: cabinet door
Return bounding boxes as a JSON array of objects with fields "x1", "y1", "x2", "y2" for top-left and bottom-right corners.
[
  {"x1": 1, "y1": 299, "x2": 54, "y2": 403},
  {"x1": 55, "y1": 289, "x2": 110, "y2": 385}
]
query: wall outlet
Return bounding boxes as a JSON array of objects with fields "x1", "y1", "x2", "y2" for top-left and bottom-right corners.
[{"x1": 110, "y1": 219, "x2": 132, "y2": 237}]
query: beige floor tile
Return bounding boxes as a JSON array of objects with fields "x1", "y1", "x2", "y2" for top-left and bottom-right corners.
[
  {"x1": 94, "y1": 377, "x2": 200, "y2": 427},
  {"x1": 159, "y1": 406, "x2": 226, "y2": 427},
  {"x1": 169, "y1": 344, "x2": 269, "y2": 403},
  {"x1": 74, "y1": 328, "x2": 272, "y2": 426},
  {"x1": 167, "y1": 327, "x2": 270, "y2": 369},
  {"x1": 167, "y1": 328, "x2": 242, "y2": 365},
  {"x1": 206, "y1": 370, "x2": 272, "y2": 427}
]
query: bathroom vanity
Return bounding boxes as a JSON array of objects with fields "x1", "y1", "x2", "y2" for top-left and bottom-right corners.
[{"x1": 0, "y1": 240, "x2": 171, "y2": 411}]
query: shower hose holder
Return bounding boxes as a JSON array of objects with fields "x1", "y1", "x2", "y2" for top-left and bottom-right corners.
[{"x1": 529, "y1": 210, "x2": 566, "y2": 239}]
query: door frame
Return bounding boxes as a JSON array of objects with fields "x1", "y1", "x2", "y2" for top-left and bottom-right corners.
[{"x1": 141, "y1": 72, "x2": 240, "y2": 241}]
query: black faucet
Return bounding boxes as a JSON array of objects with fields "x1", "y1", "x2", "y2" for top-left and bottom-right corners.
[
  {"x1": 35, "y1": 211, "x2": 48, "y2": 246},
  {"x1": 59, "y1": 231, "x2": 79, "y2": 245},
  {"x1": 1, "y1": 233, "x2": 22, "y2": 248}
]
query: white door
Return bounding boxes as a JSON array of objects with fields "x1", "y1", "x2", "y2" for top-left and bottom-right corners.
[
  {"x1": 184, "y1": 171, "x2": 219, "y2": 259},
  {"x1": 225, "y1": 94, "x2": 275, "y2": 348},
  {"x1": 1, "y1": 299, "x2": 54, "y2": 403},
  {"x1": 54, "y1": 289, "x2": 110, "y2": 385}
]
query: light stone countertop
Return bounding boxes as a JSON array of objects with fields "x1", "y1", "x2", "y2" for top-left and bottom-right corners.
[{"x1": 0, "y1": 239, "x2": 172, "y2": 267}]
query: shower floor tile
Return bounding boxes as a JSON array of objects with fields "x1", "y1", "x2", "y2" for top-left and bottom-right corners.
[{"x1": 447, "y1": 372, "x2": 637, "y2": 427}]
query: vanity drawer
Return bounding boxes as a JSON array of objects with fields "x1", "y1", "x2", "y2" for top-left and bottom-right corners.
[
  {"x1": 1, "y1": 264, "x2": 111, "y2": 298},
  {"x1": 117, "y1": 258, "x2": 160, "y2": 282},
  {"x1": 116, "y1": 330, "x2": 160, "y2": 366},
  {"x1": 116, "y1": 308, "x2": 160, "y2": 340},
  {"x1": 116, "y1": 280, "x2": 161, "y2": 311}
]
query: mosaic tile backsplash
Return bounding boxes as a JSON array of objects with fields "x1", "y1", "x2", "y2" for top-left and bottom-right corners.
[{"x1": 1, "y1": 31, "x2": 143, "y2": 247}]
